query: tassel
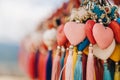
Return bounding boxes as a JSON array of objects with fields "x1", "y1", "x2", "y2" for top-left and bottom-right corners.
[
  {"x1": 103, "y1": 61, "x2": 112, "y2": 80},
  {"x1": 86, "y1": 44, "x2": 95, "y2": 80},
  {"x1": 114, "y1": 63, "x2": 120, "y2": 80},
  {"x1": 82, "y1": 53, "x2": 88, "y2": 80},
  {"x1": 107, "y1": 59, "x2": 115, "y2": 80},
  {"x1": 38, "y1": 51, "x2": 48, "y2": 80},
  {"x1": 65, "y1": 45, "x2": 73, "y2": 80},
  {"x1": 28, "y1": 52, "x2": 35, "y2": 79},
  {"x1": 94, "y1": 58, "x2": 104, "y2": 80},
  {"x1": 62, "y1": 48, "x2": 69, "y2": 80},
  {"x1": 51, "y1": 46, "x2": 61, "y2": 80},
  {"x1": 72, "y1": 47, "x2": 78, "y2": 80},
  {"x1": 60, "y1": 46, "x2": 66, "y2": 70},
  {"x1": 74, "y1": 51, "x2": 82, "y2": 80},
  {"x1": 98, "y1": 59, "x2": 104, "y2": 80},
  {"x1": 94, "y1": 57, "x2": 99, "y2": 80},
  {"x1": 34, "y1": 49, "x2": 40, "y2": 78},
  {"x1": 60, "y1": 46, "x2": 66, "y2": 80},
  {"x1": 46, "y1": 50, "x2": 53, "y2": 80}
]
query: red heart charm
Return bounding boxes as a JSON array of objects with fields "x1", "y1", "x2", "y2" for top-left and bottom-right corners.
[
  {"x1": 85, "y1": 20, "x2": 96, "y2": 44},
  {"x1": 93, "y1": 23, "x2": 114, "y2": 49},
  {"x1": 109, "y1": 21, "x2": 120, "y2": 43},
  {"x1": 64, "y1": 22, "x2": 86, "y2": 46},
  {"x1": 57, "y1": 24, "x2": 68, "y2": 46}
]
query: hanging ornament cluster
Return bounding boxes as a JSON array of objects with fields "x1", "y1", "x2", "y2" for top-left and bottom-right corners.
[{"x1": 18, "y1": 0, "x2": 120, "y2": 80}]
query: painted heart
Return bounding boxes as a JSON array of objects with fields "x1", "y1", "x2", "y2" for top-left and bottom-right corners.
[
  {"x1": 57, "y1": 24, "x2": 68, "y2": 46},
  {"x1": 109, "y1": 21, "x2": 120, "y2": 43},
  {"x1": 110, "y1": 44, "x2": 120, "y2": 62},
  {"x1": 93, "y1": 39, "x2": 115, "y2": 60},
  {"x1": 85, "y1": 20, "x2": 96, "y2": 44},
  {"x1": 77, "y1": 38, "x2": 90, "y2": 51},
  {"x1": 64, "y1": 22, "x2": 86, "y2": 46},
  {"x1": 93, "y1": 23, "x2": 114, "y2": 49}
]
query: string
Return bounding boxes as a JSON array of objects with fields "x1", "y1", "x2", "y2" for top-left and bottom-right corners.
[{"x1": 59, "y1": 65, "x2": 66, "y2": 80}]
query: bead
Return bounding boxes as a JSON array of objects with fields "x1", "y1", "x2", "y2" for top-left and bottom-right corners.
[
  {"x1": 78, "y1": 51, "x2": 82, "y2": 55},
  {"x1": 69, "y1": 45, "x2": 74, "y2": 49},
  {"x1": 57, "y1": 46, "x2": 61, "y2": 50}
]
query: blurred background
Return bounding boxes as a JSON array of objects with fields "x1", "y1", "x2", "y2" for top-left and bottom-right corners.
[
  {"x1": 0, "y1": 0, "x2": 119, "y2": 80},
  {"x1": 0, "y1": 0, "x2": 68, "y2": 79}
]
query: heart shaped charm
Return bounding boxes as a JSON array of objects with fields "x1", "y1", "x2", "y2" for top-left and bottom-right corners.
[
  {"x1": 64, "y1": 22, "x2": 86, "y2": 46},
  {"x1": 93, "y1": 39, "x2": 115, "y2": 60},
  {"x1": 57, "y1": 24, "x2": 68, "y2": 46},
  {"x1": 85, "y1": 20, "x2": 96, "y2": 44},
  {"x1": 93, "y1": 23, "x2": 114, "y2": 49},
  {"x1": 109, "y1": 21, "x2": 120, "y2": 43},
  {"x1": 77, "y1": 38, "x2": 90, "y2": 51},
  {"x1": 110, "y1": 44, "x2": 120, "y2": 62}
]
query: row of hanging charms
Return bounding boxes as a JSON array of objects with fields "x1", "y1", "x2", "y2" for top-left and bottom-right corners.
[{"x1": 52, "y1": 0, "x2": 120, "y2": 80}]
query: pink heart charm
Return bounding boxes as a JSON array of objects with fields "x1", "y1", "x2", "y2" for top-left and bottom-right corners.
[
  {"x1": 93, "y1": 23, "x2": 114, "y2": 49},
  {"x1": 64, "y1": 22, "x2": 86, "y2": 46}
]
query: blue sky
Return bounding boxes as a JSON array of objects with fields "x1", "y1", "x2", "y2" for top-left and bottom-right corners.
[{"x1": 0, "y1": 0, "x2": 68, "y2": 43}]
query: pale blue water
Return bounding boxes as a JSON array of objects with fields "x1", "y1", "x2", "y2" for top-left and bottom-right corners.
[
  {"x1": 0, "y1": 42, "x2": 19, "y2": 63},
  {"x1": 0, "y1": 42, "x2": 24, "y2": 76}
]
